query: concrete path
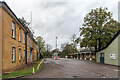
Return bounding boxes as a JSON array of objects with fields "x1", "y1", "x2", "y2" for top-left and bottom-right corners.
[{"x1": 22, "y1": 58, "x2": 119, "y2": 78}]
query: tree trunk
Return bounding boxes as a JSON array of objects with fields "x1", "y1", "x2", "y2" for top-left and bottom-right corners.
[{"x1": 98, "y1": 38, "x2": 101, "y2": 50}]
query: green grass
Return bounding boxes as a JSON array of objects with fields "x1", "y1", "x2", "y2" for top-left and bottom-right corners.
[{"x1": 0, "y1": 59, "x2": 44, "y2": 79}]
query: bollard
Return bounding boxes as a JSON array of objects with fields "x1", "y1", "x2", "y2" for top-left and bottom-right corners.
[
  {"x1": 74, "y1": 57, "x2": 75, "y2": 59},
  {"x1": 37, "y1": 59, "x2": 44, "y2": 70},
  {"x1": 90, "y1": 58, "x2": 92, "y2": 60},
  {"x1": 33, "y1": 67, "x2": 35, "y2": 74},
  {"x1": 37, "y1": 64, "x2": 40, "y2": 70}
]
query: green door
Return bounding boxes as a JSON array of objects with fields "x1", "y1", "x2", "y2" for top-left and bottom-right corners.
[{"x1": 100, "y1": 53, "x2": 104, "y2": 63}]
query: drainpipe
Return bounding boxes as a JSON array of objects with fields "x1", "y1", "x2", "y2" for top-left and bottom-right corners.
[{"x1": 25, "y1": 32, "x2": 28, "y2": 64}]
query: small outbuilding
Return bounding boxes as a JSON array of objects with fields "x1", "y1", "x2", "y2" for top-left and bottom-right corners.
[
  {"x1": 96, "y1": 30, "x2": 120, "y2": 66},
  {"x1": 52, "y1": 52, "x2": 59, "y2": 60},
  {"x1": 79, "y1": 49, "x2": 96, "y2": 60}
]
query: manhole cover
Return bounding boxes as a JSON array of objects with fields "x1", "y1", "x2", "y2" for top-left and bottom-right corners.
[{"x1": 72, "y1": 76, "x2": 78, "y2": 78}]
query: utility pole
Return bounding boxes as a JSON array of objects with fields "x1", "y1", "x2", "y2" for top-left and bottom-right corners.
[{"x1": 56, "y1": 36, "x2": 57, "y2": 53}]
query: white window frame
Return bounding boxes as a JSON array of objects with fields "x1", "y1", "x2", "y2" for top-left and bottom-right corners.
[
  {"x1": 19, "y1": 28, "x2": 21, "y2": 42},
  {"x1": 12, "y1": 21, "x2": 15, "y2": 38},
  {"x1": 19, "y1": 48, "x2": 21, "y2": 61},
  {"x1": 12, "y1": 47, "x2": 15, "y2": 62},
  {"x1": 23, "y1": 32, "x2": 25, "y2": 44},
  {"x1": 23, "y1": 50, "x2": 25, "y2": 61}
]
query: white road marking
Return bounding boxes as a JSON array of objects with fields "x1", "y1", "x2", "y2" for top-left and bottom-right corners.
[
  {"x1": 56, "y1": 61, "x2": 60, "y2": 64},
  {"x1": 114, "y1": 70, "x2": 119, "y2": 71},
  {"x1": 106, "y1": 75, "x2": 109, "y2": 77},
  {"x1": 102, "y1": 76, "x2": 106, "y2": 78}
]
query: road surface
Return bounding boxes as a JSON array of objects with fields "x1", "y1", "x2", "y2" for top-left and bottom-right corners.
[{"x1": 22, "y1": 58, "x2": 119, "y2": 78}]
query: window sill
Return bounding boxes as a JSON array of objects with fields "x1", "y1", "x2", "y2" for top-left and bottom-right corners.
[
  {"x1": 12, "y1": 61, "x2": 15, "y2": 63},
  {"x1": 11, "y1": 37, "x2": 16, "y2": 40}
]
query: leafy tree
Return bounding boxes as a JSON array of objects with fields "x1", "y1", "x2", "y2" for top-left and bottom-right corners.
[
  {"x1": 60, "y1": 43, "x2": 78, "y2": 57},
  {"x1": 44, "y1": 44, "x2": 52, "y2": 57},
  {"x1": 19, "y1": 17, "x2": 30, "y2": 27},
  {"x1": 70, "y1": 34, "x2": 78, "y2": 53},
  {"x1": 80, "y1": 7, "x2": 120, "y2": 51},
  {"x1": 36, "y1": 36, "x2": 45, "y2": 59}
]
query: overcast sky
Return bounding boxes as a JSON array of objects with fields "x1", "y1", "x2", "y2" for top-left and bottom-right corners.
[{"x1": 2, "y1": 0, "x2": 119, "y2": 49}]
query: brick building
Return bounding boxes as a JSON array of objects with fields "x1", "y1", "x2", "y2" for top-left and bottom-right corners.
[{"x1": 0, "y1": 1, "x2": 38, "y2": 74}]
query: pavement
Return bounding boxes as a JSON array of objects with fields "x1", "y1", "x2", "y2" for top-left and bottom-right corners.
[{"x1": 22, "y1": 58, "x2": 119, "y2": 78}]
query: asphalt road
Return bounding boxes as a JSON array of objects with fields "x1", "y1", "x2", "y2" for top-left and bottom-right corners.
[{"x1": 22, "y1": 58, "x2": 119, "y2": 78}]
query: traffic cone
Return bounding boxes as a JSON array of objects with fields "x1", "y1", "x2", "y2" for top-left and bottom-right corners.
[{"x1": 58, "y1": 56, "x2": 60, "y2": 60}]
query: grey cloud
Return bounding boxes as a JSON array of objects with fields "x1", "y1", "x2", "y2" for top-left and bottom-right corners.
[{"x1": 4, "y1": 0, "x2": 119, "y2": 49}]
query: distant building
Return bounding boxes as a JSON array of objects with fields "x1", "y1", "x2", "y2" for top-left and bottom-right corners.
[
  {"x1": 79, "y1": 49, "x2": 96, "y2": 60},
  {"x1": 0, "y1": 1, "x2": 38, "y2": 74},
  {"x1": 96, "y1": 30, "x2": 120, "y2": 66},
  {"x1": 67, "y1": 48, "x2": 96, "y2": 60}
]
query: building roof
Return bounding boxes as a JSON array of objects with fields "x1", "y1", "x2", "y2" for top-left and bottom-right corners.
[
  {"x1": 0, "y1": 1, "x2": 26, "y2": 31},
  {"x1": 96, "y1": 30, "x2": 120, "y2": 52},
  {"x1": 79, "y1": 48, "x2": 95, "y2": 54},
  {"x1": 0, "y1": 1, "x2": 37, "y2": 43}
]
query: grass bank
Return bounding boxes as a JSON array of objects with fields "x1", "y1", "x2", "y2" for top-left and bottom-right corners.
[{"x1": 0, "y1": 59, "x2": 44, "y2": 79}]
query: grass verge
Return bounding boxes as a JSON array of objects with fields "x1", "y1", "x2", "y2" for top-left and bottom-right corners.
[{"x1": 0, "y1": 59, "x2": 44, "y2": 79}]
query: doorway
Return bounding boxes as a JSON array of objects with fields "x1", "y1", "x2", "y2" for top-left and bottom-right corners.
[{"x1": 100, "y1": 53, "x2": 104, "y2": 63}]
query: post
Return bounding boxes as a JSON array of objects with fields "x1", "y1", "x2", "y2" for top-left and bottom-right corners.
[
  {"x1": 90, "y1": 52, "x2": 92, "y2": 60},
  {"x1": 84, "y1": 53, "x2": 86, "y2": 60},
  {"x1": 74, "y1": 55, "x2": 76, "y2": 59},
  {"x1": 80, "y1": 54, "x2": 82, "y2": 59},
  {"x1": 56, "y1": 36, "x2": 57, "y2": 53},
  {"x1": 77, "y1": 54, "x2": 78, "y2": 59},
  {"x1": 33, "y1": 67, "x2": 35, "y2": 74}
]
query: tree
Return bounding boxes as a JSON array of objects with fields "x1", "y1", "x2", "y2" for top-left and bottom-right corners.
[
  {"x1": 71, "y1": 34, "x2": 77, "y2": 53},
  {"x1": 60, "y1": 43, "x2": 78, "y2": 57},
  {"x1": 19, "y1": 17, "x2": 30, "y2": 27},
  {"x1": 43, "y1": 44, "x2": 52, "y2": 57},
  {"x1": 45, "y1": 44, "x2": 52, "y2": 53},
  {"x1": 36, "y1": 36, "x2": 45, "y2": 59},
  {"x1": 80, "y1": 7, "x2": 120, "y2": 51}
]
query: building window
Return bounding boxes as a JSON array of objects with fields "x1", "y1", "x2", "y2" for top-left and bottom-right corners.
[
  {"x1": 19, "y1": 28, "x2": 21, "y2": 42},
  {"x1": 12, "y1": 47, "x2": 15, "y2": 62},
  {"x1": 23, "y1": 32, "x2": 25, "y2": 44},
  {"x1": 12, "y1": 21, "x2": 15, "y2": 38},
  {"x1": 23, "y1": 50, "x2": 25, "y2": 61},
  {"x1": 19, "y1": 48, "x2": 21, "y2": 61}
]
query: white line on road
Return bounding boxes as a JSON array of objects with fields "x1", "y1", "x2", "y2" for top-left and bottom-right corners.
[
  {"x1": 56, "y1": 61, "x2": 60, "y2": 64},
  {"x1": 106, "y1": 75, "x2": 109, "y2": 77},
  {"x1": 114, "y1": 70, "x2": 119, "y2": 71}
]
